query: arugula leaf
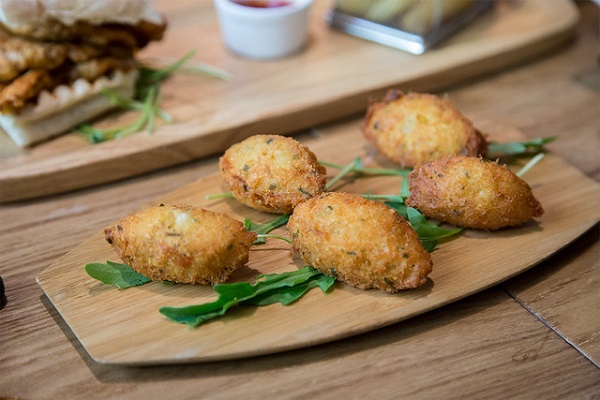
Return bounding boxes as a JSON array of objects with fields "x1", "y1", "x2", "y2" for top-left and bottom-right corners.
[
  {"x1": 244, "y1": 214, "x2": 290, "y2": 244},
  {"x1": 255, "y1": 267, "x2": 335, "y2": 303},
  {"x1": 383, "y1": 198, "x2": 462, "y2": 251},
  {"x1": 246, "y1": 278, "x2": 330, "y2": 306},
  {"x1": 403, "y1": 205, "x2": 463, "y2": 251},
  {"x1": 406, "y1": 207, "x2": 463, "y2": 240},
  {"x1": 159, "y1": 267, "x2": 335, "y2": 327},
  {"x1": 84, "y1": 261, "x2": 334, "y2": 326},
  {"x1": 486, "y1": 137, "x2": 556, "y2": 158},
  {"x1": 400, "y1": 175, "x2": 411, "y2": 198},
  {"x1": 385, "y1": 200, "x2": 408, "y2": 217},
  {"x1": 84, "y1": 261, "x2": 151, "y2": 289},
  {"x1": 419, "y1": 239, "x2": 439, "y2": 253}
]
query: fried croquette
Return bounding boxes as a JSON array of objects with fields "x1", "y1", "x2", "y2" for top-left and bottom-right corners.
[
  {"x1": 104, "y1": 204, "x2": 257, "y2": 284},
  {"x1": 219, "y1": 134, "x2": 327, "y2": 214},
  {"x1": 288, "y1": 192, "x2": 433, "y2": 292},
  {"x1": 406, "y1": 156, "x2": 544, "y2": 230},
  {"x1": 362, "y1": 90, "x2": 487, "y2": 167}
]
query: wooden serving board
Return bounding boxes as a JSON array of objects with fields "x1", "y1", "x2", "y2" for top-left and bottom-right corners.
[
  {"x1": 0, "y1": 0, "x2": 579, "y2": 203},
  {"x1": 37, "y1": 123, "x2": 600, "y2": 365}
]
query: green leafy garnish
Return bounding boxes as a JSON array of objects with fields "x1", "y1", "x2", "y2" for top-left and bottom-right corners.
[
  {"x1": 516, "y1": 153, "x2": 545, "y2": 177},
  {"x1": 135, "y1": 51, "x2": 197, "y2": 100},
  {"x1": 486, "y1": 137, "x2": 556, "y2": 159},
  {"x1": 256, "y1": 234, "x2": 292, "y2": 244},
  {"x1": 322, "y1": 158, "x2": 411, "y2": 190},
  {"x1": 321, "y1": 158, "x2": 411, "y2": 176},
  {"x1": 78, "y1": 50, "x2": 228, "y2": 143},
  {"x1": 406, "y1": 207, "x2": 463, "y2": 251},
  {"x1": 379, "y1": 195, "x2": 462, "y2": 252},
  {"x1": 400, "y1": 174, "x2": 411, "y2": 197},
  {"x1": 177, "y1": 62, "x2": 232, "y2": 81},
  {"x1": 79, "y1": 86, "x2": 170, "y2": 143},
  {"x1": 362, "y1": 193, "x2": 405, "y2": 203},
  {"x1": 244, "y1": 214, "x2": 290, "y2": 244},
  {"x1": 84, "y1": 261, "x2": 151, "y2": 289},
  {"x1": 159, "y1": 266, "x2": 335, "y2": 327},
  {"x1": 205, "y1": 192, "x2": 234, "y2": 200},
  {"x1": 140, "y1": 54, "x2": 232, "y2": 84}
]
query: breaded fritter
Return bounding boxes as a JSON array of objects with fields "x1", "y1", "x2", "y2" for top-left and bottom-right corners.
[
  {"x1": 219, "y1": 134, "x2": 327, "y2": 214},
  {"x1": 406, "y1": 156, "x2": 544, "y2": 230},
  {"x1": 104, "y1": 204, "x2": 257, "y2": 284},
  {"x1": 362, "y1": 90, "x2": 487, "y2": 167},
  {"x1": 288, "y1": 192, "x2": 433, "y2": 292}
]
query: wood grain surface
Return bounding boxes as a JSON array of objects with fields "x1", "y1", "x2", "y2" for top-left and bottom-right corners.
[
  {"x1": 1, "y1": 1, "x2": 598, "y2": 399},
  {"x1": 0, "y1": 0, "x2": 579, "y2": 203},
  {"x1": 37, "y1": 123, "x2": 600, "y2": 365}
]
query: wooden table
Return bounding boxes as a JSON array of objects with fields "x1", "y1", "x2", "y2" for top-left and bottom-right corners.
[{"x1": 1, "y1": 1, "x2": 598, "y2": 398}]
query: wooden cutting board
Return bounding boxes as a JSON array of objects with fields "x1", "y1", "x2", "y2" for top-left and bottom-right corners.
[
  {"x1": 37, "y1": 123, "x2": 600, "y2": 365},
  {"x1": 0, "y1": 0, "x2": 578, "y2": 203}
]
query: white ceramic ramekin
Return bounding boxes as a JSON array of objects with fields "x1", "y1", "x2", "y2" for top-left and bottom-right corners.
[{"x1": 213, "y1": 0, "x2": 314, "y2": 60}]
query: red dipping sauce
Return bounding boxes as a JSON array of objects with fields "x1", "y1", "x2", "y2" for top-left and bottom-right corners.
[{"x1": 231, "y1": 0, "x2": 292, "y2": 8}]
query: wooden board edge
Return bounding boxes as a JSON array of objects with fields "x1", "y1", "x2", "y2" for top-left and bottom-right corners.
[{"x1": 0, "y1": 2, "x2": 580, "y2": 203}]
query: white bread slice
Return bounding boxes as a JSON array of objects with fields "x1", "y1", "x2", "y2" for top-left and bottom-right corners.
[
  {"x1": 0, "y1": 69, "x2": 138, "y2": 147},
  {"x1": 0, "y1": 0, "x2": 164, "y2": 35}
]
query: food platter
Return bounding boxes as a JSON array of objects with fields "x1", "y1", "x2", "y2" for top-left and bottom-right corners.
[
  {"x1": 0, "y1": 0, "x2": 579, "y2": 202},
  {"x1": 37, "y1": 123, "x2": 600, "y2": 365}
]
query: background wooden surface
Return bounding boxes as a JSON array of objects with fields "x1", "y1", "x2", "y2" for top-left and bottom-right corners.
[
  {"x1": 0, "y1": 0, "x2": 579, "y2": 202},
  {"x1": 1, "y1": 1, "x2": 598, "y2": 398}
]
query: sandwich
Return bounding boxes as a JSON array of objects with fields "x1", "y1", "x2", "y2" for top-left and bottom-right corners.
[{"x1": 0, "y1": 0, "x2": 166, "y2": 147}]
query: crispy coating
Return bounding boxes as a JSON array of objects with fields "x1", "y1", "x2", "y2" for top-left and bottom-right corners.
[
  {"x1": 288, "y1": 192, "x2": 433, "y2": 292},
  {"x1": 0, "y1": 56, "x2": 135, "y2": 114},
  {"x1": 0, "y1": 69, "x2": 55, "y2": 113},
  {"x1": 0, "y1": 26, "x2": 137, "y2": 113},
  {"x1": 406, "y1": 156, "x2": 544, "y2": 230},
  {"x1": 362, "y1": 90, "x2": 487, "y2": 167},
  {"x1": 219, "y1": 134, "x2": 327, "y2": 214},
  {"x1": 0, "y1": 28, "x2": 135, "y2": 82},
  {"x1": 104, "y1": 204, "x2": 257, "y2": 284},
  {"x1": 0, "y1": 29, "x2": 68, "y2": 82}
]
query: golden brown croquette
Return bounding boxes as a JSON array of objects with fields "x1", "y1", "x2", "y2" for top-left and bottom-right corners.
[
  {"x1": 406, "y1": 156, "x2": 544, "y2": 230},
  {"x1": 219, "y1": 134, "x2": 327, "y2": 214},
  {"x1": 288, "y1": 192, "x2": 433, "y2": 292},
  {"x1": 362, "y1": 90, "x2": 487, "y2": 167},
  {"x1": 104, "y1": 204, "x2": 257, "y2": 284}
]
